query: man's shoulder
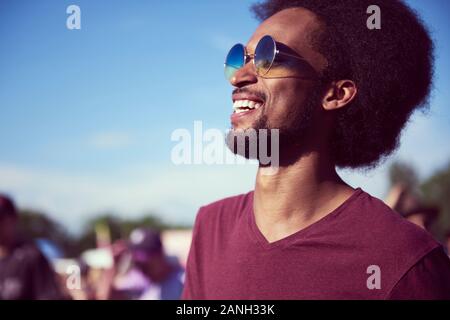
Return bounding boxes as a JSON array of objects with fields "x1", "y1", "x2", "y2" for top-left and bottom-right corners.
[
  {"x1": 354, "y1": 190, "x2": 441, "y2": 262},
  {"x1": 195, "y1": 191, "x2": 253, "y2": 226}
]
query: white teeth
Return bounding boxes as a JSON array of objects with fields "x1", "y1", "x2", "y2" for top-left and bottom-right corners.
[{"x1": 232, "y1": 99, "x2": 263, "y2": 112}]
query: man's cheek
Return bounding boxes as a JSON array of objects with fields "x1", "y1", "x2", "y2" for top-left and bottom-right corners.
[{"x1": 266, "y1": 100, "x2": 292, "y2": 124}]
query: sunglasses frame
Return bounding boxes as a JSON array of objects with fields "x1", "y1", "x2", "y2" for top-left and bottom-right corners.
[{"x1": 224, "y1": 35, "x2": 313, "y2": 80}]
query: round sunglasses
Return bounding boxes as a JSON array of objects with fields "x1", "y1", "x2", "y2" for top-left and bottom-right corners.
[{"x1": 224, "y1": 35, "x2": 316, "y2": 81}]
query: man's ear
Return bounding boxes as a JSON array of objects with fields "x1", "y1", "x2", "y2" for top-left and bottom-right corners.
[{"x1": 321, "y1": 80, "x2": 357, "y2": 111}]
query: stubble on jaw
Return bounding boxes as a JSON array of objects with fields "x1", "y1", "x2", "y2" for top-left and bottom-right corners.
[{"x1": 225, "y1": 80, "x2": 325, "y2": 166}]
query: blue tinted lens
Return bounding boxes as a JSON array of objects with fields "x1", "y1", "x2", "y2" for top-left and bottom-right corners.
[
  {"x1": 255, "y1": 35, "x2": 276, "y2": 77},
  {"x1": 224, "y1": 44, "x2": 245, "y2": 80}
]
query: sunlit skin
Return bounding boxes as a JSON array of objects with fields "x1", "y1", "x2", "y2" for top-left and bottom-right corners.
[
  {"x1": 229, "y1": 8, "x2": 358, "y2": 243},
  {"x1": 406, "y1": 213, "x2": 427, "y2": 230}
]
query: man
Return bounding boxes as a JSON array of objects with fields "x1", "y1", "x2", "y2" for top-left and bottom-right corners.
[
  {"x1": 182, "y1": 0, "x2": 450, "y2": 299},
  {"x1": 0, "y1": 194, "x2": 66, "y2": 300},
  {"x1": 100, "y1": 228, "x2": 184, "y2": 300},
  {"x1": 129, "y1": 229, "x2": 184, "y2": 300}
]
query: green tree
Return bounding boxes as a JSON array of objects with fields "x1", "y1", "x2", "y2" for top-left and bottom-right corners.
[
  {"x1": 16, "y1": 209, "x2": 189, "y2": 258},
  {"x1": 17, "y1": 209, "x2": 76, "y2": 256},
  {"x1": 389, "y1": 161, "x2": 419, "y2": 189},
  {"x1": 421, "y1": 162, "x2": 450, "y2": 241},
  {"x1": 74, "y1": 212, "x2": 185, "y2": 256}
]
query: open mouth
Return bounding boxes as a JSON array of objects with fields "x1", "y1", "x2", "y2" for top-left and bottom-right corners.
[
  {"x1": 232, "y1": 99, "x2": 264, "y2": 114},
  {"x1": 230, "y1": 92, "x2": 266, "y2": 125}
]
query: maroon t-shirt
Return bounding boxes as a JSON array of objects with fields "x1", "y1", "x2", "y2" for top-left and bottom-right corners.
[{"x1": 182, "y1": 188, "x2": 450, "y2": 300}]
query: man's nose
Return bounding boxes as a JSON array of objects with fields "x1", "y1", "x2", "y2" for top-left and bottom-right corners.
[{"x1": 230, "y1": 62, "x2": 258, "y2": 88}]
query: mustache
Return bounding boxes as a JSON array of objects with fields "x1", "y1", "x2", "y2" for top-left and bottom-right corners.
[{"x1": 232, "y1": 87, "x2": 267, "y2": 102}]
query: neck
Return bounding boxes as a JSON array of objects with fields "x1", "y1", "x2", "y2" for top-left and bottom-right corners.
[{"x1": 254, "y1": 150, "x2": 355, "y2": 243}]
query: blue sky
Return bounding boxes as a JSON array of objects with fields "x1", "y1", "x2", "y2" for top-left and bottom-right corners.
[{"x1": 0, "y1": 0, "x2": 449, "y2": 233}]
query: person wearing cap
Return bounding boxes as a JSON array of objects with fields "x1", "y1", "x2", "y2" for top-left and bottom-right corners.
[
  {"x1": 99, "y1": 228, "x2": 184, "y2": 300},
  {"x1": 0, "y1": 194, "x2": 66, "y2": 300},
  {"x1": 128, "y1": 228, "x2": 184, "y2": 300}
]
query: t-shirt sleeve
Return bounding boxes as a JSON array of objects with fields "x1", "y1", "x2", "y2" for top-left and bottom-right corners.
[
  {"x1": 387, "y1": 246, "x2": 450, "y2": 300},
  {"x1": 181, "y1": 208, "x2": 205, "y2": 300}
]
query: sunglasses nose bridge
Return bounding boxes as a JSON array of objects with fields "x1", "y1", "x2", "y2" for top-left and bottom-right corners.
[{"x1": 245, "y1": 52, "x2": 255, "y2": 62}]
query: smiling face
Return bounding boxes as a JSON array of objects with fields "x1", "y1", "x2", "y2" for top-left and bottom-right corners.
[
  {"x1": 229, "y1": 8, "x2": 327, "y2": 131},
  {"x1": 227, "y1": 8, "x2": 330, "y2": 161}
]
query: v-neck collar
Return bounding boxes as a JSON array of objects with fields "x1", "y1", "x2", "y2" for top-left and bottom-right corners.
[{"x1": 246, "y1": 188, "x2": 364, "y2": 250}]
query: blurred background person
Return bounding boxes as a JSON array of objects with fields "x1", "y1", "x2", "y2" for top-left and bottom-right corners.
[
  {"x1": 0, "y1": 194, "x2": 67, "y2": 300},
  {"x1": 130, "y1": 228, "x2": 184, "y2": 300},
  {"x1": 385, "y1": 184, "x2": 439, "y2": 231},
  {"x1": 97, "y1": 228, "x2": 184, "y2": 300}
]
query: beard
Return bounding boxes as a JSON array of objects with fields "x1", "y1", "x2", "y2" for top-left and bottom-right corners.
[{"x1": 226, "y1": 83, "x2": 324, "y2": 167}]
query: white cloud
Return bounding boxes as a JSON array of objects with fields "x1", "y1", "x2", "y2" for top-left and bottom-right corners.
[{"x1": 0, "y1": 160, "x2": 256, "y2": 234}]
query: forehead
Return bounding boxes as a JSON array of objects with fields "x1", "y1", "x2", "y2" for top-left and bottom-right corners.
[{"x1": 247, "y1": 7, "x2": 327, "y2": 70}]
